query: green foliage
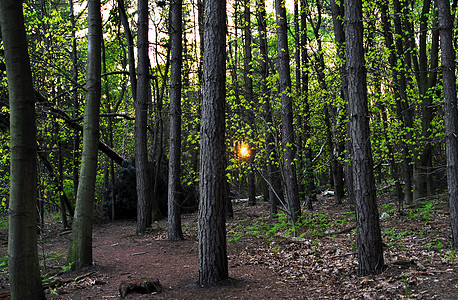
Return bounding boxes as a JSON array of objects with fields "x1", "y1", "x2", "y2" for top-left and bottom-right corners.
[{"x1": 0, "y1": 215, "x2": 7, "y2": 230}]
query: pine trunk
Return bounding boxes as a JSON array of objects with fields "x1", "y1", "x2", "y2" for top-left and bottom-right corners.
[
  {"x1": 275, "y1": 0, "x2": 301, "y2": 224},
  {"x1": 198, "y1": 0, "x2": 229, "y2": 285},
  {"x1": 438, "y1": 0, "x2": 458, "y2": 249},
  {"x1": 345, "y1": 0, "x2": 384, "y2": 275},
  {"x1": 136, "y1": 0, "x2": 153, "y2": 233},
  {"x1": 168, "y1": 0, "x2": 184, "y2": 241}
]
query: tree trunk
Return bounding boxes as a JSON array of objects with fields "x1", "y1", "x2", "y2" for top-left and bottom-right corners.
[
  {"x1": 413, "y1": 0, "x2": 437, "y2": 201},
  {"x1": 136, "y1": 0, "x2": 153, "y2": 233},
  {"x1": 0, "y1": 1, "x2": 46, "y2": 297},
  {"x1": 330, "y1": 0, "x2": 354, "y2": 207},
  {"x1": 393, "y1": 0, "x2": 414, "y2": 205},
  {"x1": 312, "y1": 0, "x2": 345, "y2": 205},
  {"x1": 198, "y1": 0, "x2": 228, "y2": 285},
  {"x1": 69, "y1": 0, "x2": 80, "y2": 200},
  {"x1": 301, "y1": 0, "x2": 316, "y2": 210},
  {"x1": 275, "y1": 0, "x2": 301, "y2": 224},
  {"x1": 68, "y1": 0, "x2": 102, "y2": 269},
  {"x1": 244, "y1": 0, "x2": 256, "y2": 207},
  {"x1": 379, "y1": 0, "x2": 404, "y2": 210},
  {"x1": 345, "y1": 0, "x2": 384, "y2": 275},
  {"x1": 257, "y1": 0, "x2": 284, "y2": 217},
  {"x1": 168, "y1": 0, "x2": 184, "y2": 241},
  {"x1": 437, "y1": 0, "x2": 458, "y2": 249}
]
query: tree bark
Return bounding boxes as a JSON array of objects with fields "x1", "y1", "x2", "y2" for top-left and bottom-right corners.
[
  {"x1": 379, "y1": 0, "x2": 404, "y2": 210},
  {"x1": 330, "y1": 0, "x2": 354, "y2": 207},
  {"x1": 257, "y1": 0, "x2": 284, "y2": 217},
  {"x1": 301, "y1": 0, "x2": 316, "y2": 210},
  {"x1": 198, "y1": 0, "x2": 228, "y2": 285},
  {"x1": 437, "y1": 0, "x2": 458, "y2": 249},
  {"x1": 69, "y1": 0, "x2": 80, "y2": 200},
  {"x1": 168, "y1": 0, "x2": 184, "y2": 241},
  {"x1": 393, "y1": 0, "x2": 414, "y2": 205},
  {"x1": 0, "y1": 1, "x2": 46, "y2": 297},
  {"x1": 345, "y1": 0, "x2": 384, "y2": 275},
  {"x1": 68, "y1": 0, "x2": 102, "y2": 269},
  {"x1": 244, "y1": 0, "x2": 256, "y2": 207},
  {"x1": 275, "y1": 0, "x2": 301, "y2": 224},
  {"x1": 136, "y1": 0, "x2": 153, "y2": 233}
]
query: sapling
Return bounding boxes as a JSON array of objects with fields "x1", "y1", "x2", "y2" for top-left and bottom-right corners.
[
  {"x1": 437, "y1": 239, "x2": 444, "y2": 262},
  {"x1": 448, "y1": 243, "x2": 456, "y2": 280}
]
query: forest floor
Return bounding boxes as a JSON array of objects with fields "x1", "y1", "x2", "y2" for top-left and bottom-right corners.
[{"x1": 0, "y1": 190, "x2": 458, "y2": 299}]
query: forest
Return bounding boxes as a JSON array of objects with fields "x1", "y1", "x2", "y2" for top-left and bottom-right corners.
[{"x1": 0, "y1": 0, "x2": 458, "y2": 298}]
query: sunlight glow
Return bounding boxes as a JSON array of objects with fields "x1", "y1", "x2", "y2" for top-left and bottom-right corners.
[{"x1": 240, "y1": 146, "x2": 249, "y2": 158}]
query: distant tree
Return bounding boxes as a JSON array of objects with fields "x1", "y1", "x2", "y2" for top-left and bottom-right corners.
[
  {"x1": 198, "y1": 0, "x2": 228, "y2": 285},
  {"x1": 275, "y1": 0, "x2": 301, "y2": 223},
  {"x1": 437, "y1": 0, "x2": 458, "y2": 249},
  {"x1": 345, "y1": 0, "x2": 384, "y2": 275},
  {"x1": 168, "y1": 0, "x2": 184, "y2": 241},
  {"x1": 136, "y1": 0, "x2": 153, "y2": 233},
  {"x1": 0, "y1": 1, "x2": 46, "y2": 298},
  {"x1": 330, "y1": 0, "x2": 354, "y2": 207},
  {"x1": 300, "y1": 0, "x2": 316, "y2": 210},
  {"x1": 257, "y1": 0, "x2": 284, "y2": 217},
  {"x1": 244, "y1": 0, "x2": 256, "y2": 207}
]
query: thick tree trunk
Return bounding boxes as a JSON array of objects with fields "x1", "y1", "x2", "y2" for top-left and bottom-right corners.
[
  {"x1": 275, "y1": 0, "x2": 301, "y2": 224},
  {"x1": 198, "y1": 0, "x2": 228, "y2": 286},
  {"x1": 168, "y1": 0, "x2": 184, "y2": 241},
  {"x1": 136, "y1": 0, "x2": 153, "y2": 233},
  {"x1": 68, "y1": 0, "x2": 102, "y2": 269},
  {"x1": 257, "y1": 0, "x2": 284, "y2": 217},
  {"x1": 345, "y1": 0, "x2": 384, "y2": 275},
  {"x1": 0, "y1": 1, "x2": 46, "y2": 298},
  {"x1": 438, "y1": 0, "x2": 458, "y2": 249}
]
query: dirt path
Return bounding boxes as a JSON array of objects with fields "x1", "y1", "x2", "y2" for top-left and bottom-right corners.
[
  {"x1": 43, "y1": 215, "x2": 304, "y2": 299},
  {"x1": 1, "y1": 196, "x2": 458, "y2": 299}
]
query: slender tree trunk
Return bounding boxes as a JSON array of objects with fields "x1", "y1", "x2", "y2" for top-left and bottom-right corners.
[
  {"x1": 244, "y1": 0, "x2": 256, "y2": 206},
  {"x1": 345, "y1": 0, "x2": 384, "y2": 275},
  {"x1": 330, "y1": 0, "x2": 354, "y2": 207},
  {"x1": 69, "y1": 0, "x2": 102, "y2": 269},
  {"x1": 198, "y1": 0, "x2": 228, "y2": 285},
  {"x1": 294, "y1": 0, "x2": 305, "y2": 205},
  {"x1": 257, "y1": 0, "x2": 284, "y2": 217},
  {"x1": 275, "y1": 0, "x2": 301, "y2": 224},
  {"x1": 393, "y1": 0, "x2": 413, "y2": 205},
  {"x1": 118, "y1": 0, "x2": 137, "y2": 104},
  {"x1": 414, "y1": 0, "x2": 437, "y2": 201},
  {"x1": 379, "y1": 0, "x2": 404, "y2": 210},
  {"x1": 70, "y1": 0, "x2": 80, "y2": 200},
  {"x1": 301, "y1": 0, "x2": 316, "y2": 210},
  {"x1": 312, "y1": 0, "x2": 345, "y2": 205},
  {"x1": 438, "y1": 0, "x2": 458, "y2": 249},
  {"x1": 0, "y1": 1, "x2": 46, "y2": 297},
  {"x1": 168, "y1": 0, "x2": 184, "y2": 241},
  {"x1": 136, "y1": 0, "x2": 153, "y2": 233}
]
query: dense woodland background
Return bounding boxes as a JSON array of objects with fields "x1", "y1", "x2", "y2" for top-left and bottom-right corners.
[{"x1": 1, "y1": 0, "x2": 458, "y2": 297}]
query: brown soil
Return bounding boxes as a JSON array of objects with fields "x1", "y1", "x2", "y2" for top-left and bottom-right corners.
[{"x1": 1, "y1": 193, "x2": 458, "y2": 299}]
